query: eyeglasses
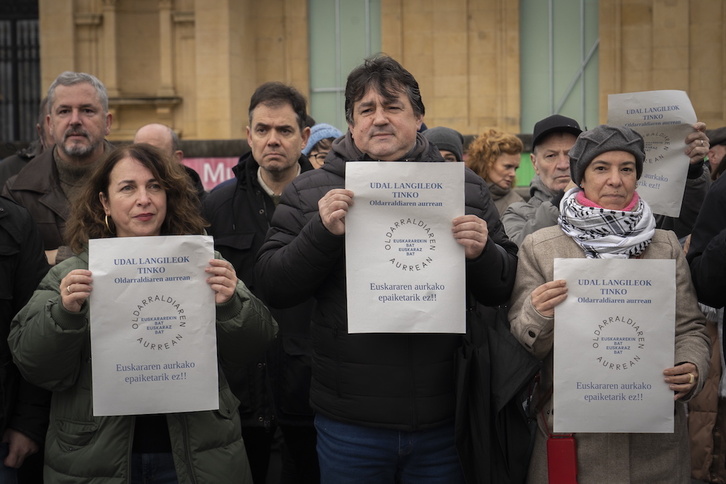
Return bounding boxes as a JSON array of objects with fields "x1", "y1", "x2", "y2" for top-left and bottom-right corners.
[{"x1": 309, "y1": 151, "x2": 329, "y2": 163}]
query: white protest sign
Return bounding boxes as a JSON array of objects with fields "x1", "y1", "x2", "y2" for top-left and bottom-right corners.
[
  {"x1": 553, "y1": 258, "x2": 675, "y2": 433},
  {"x1": 345, "y1": 161, "x2": 465, "y2": 333},
  {"x1": 89, "y1": 235, "x2": 219, "y2": 416},
  {"x1": 608, "y1": 90, "x2": 697, "y2": 217}
]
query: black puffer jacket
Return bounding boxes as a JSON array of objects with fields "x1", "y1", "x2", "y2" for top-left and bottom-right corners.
[
  {"x1": 256, "y1": 132, "x2": 518, "y2": 431},
  {"x1": 203, "y1": 152, "x2": 316, "y2": 427},
  {"x1": 687, "y1": 171, "x2": 726, "y2": 308},
  {"x1": 0, "y1": 197, "x2": 50, "y2": 444}
]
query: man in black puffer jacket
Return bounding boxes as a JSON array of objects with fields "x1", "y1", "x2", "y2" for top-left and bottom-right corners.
[
  {"x1": 256, "y1": 55, "x2": 517, "y2": 483},
  {"x1": 0, "y1": 197, "x2": 50, "y2": 482},
  {"x1": 203, "y1": 82, "x2": 319, "y2": 484}
]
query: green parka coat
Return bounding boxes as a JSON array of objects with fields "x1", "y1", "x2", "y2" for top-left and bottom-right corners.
[{"x1": 9, "y1": 251, "x2": 278, "y2": 483}]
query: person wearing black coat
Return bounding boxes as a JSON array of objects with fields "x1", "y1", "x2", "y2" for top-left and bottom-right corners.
[
  {"x1": 202, "y1": 81, "x2": 320, "y2": 484},
  {"x1": 687, "y1": 172, "x2": 726, "y2": 343},
  {"x1": 255, "y1": 55, "x2": 518, "y2": 483},
  {"x1": 0, "y1": 197, "x2": 50, "y2": 482}
]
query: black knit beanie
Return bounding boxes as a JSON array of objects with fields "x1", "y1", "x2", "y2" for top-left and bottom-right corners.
[{"x1": 568, "y1": 125, "x2": 645, "y2": 186}]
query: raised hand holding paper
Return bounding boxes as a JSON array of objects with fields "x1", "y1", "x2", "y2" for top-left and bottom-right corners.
[
  {"x1": 608, "y1": 90, "x2": 697, "y2": 217},
  {"x1": 345, "y1": 161, "x2": 465, "y2": 333},
  {"x1": 89, "y1": 235, "x2": 218, "y2": 416},
  {"x1": 553, "y1": 258, "x2": 675, "y2": 433}
]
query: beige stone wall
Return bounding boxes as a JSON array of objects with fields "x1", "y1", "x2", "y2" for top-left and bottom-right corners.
[
  {"x1": 38, "y1": 0, "x2": 310, "y2": 141},
  {"x1": 38, "y1": 0, "x2": 518, "y2": 141},
  {"x1": 382, "y1": 0, "x2": 521, "y2": 136},
  {"x1": 600, "y1": 0, "x2": 726, "y2": 129},
  {"x1": 37, "y1": 0, "x2": 725, "y2": 141}
]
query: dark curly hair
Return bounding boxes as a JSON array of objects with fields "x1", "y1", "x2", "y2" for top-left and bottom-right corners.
[{"x1": 65, "y1": 143, "x2": 208, "y2": 253}]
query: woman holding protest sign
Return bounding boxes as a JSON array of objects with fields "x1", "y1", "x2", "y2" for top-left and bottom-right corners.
[
  {"x1": 9, "y1": 143, "x2": 277, "y2": 483},
  {"x1": 508, "y1": 125, "x2": 709, "y2": 483}
]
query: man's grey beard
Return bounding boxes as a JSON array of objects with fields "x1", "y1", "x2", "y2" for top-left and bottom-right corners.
[{"x1": 60, "y1": 139, "x2": 98, "y2": 160}]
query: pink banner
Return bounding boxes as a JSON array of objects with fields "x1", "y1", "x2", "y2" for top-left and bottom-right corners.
[{"x1": 182, "y1": 157, "x2": 238, "y2": 191}]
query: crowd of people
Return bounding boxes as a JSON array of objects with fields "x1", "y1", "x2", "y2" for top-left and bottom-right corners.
[{"x1": 0, "y1": 54, "x2": 724, "y2": 484}]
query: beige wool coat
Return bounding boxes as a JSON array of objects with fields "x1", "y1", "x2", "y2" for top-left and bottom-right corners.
[{"x1": 509, "y1": 225, "x2": 710, "y2": 484}]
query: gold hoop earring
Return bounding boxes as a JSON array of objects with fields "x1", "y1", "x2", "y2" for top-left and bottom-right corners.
[{"x1": 104, "y1": 215, "x2": 116, "y2": 235}]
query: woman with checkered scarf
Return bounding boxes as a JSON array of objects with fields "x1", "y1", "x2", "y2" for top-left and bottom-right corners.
[{"x1": 508, "y1": 124, "x2": 710, "y2": 484}]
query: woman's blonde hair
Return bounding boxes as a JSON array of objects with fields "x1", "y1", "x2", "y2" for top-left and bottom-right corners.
[{"x1": 465, "y1": 128, "x2": 523, "y2": 186}]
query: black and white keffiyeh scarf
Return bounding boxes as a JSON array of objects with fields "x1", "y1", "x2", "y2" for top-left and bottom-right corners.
[{"x1": 558, "y1": 187, "x2": 656, "y2": 259}]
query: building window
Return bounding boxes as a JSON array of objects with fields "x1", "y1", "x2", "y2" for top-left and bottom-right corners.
[
  {"x1": 308, "y1": 0, "x2": 381, "y2": 131},
  {"x1": 0, "y1": 0, "x2": 40, "y2": 142}
]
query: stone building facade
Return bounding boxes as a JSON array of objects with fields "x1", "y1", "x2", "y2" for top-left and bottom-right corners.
[{"x1": 36, "y1": 0, "x2": 726, "y2": 141}]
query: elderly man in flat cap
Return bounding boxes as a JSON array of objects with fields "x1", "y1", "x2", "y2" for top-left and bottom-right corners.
[{"x1": 503, "y1": 114, "x2": 711, "y2": 246}]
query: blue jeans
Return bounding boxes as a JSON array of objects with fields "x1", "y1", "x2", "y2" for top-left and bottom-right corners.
[
  {"x1": 0, "y1": 443, "x2": 17, "y2": 484},
  {"x1": 130, "y1": 453, "x2": 178, "y2": 484},
  {"x1": 315, "y1": 414, "x2": 465, "y2": 484}
]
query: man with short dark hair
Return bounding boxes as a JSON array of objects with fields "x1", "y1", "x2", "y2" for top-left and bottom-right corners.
[
  {"x1": 255, "y1": 55, "x2": 517, "y2": 482},
  {"x1": 202, "y1": 81, "x2": 318, "y2": 484},
  {"x1": 3, "y1": 71, "x2": 113, "y2": 264}
]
